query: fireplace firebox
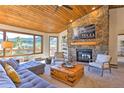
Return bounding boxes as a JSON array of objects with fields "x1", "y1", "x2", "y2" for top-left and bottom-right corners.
[{"x1": 76, "y1": 49, "x2": 92, "y2": 62}]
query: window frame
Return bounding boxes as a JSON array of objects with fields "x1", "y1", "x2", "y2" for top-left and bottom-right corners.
[
  {"x1": 49, "y1": 36, "x2": 58, "y2": 57},
  {"x1": 0, "y1": 29, "x2": 43, "y2": 57}
]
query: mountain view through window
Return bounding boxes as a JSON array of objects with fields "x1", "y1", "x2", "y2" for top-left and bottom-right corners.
[{"x1": 6, "y1": 32, "x2": 34, "y2": 56}]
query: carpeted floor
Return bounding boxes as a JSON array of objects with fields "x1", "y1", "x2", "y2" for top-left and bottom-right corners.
[{"x1": 39, "y1": 62, "x2": 124, "y2": 88}]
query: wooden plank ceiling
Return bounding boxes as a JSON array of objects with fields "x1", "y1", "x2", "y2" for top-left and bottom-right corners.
[{"x1": 0, "y1": 5, "x2": 101, "y2": 33}]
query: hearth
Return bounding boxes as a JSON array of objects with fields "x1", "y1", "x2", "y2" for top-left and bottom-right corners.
[{"x1": 76, "y1": 49, "x2": 92, "y2": 62}]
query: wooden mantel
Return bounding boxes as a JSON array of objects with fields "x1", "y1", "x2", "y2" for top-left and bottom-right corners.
[{"x1": 70, "y1": 41, "x2": 98, "y2": 46}]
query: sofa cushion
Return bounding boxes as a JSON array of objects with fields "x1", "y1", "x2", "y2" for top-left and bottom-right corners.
[
  {"x1": 17, "y1": 61, "x2": 45, "y2": 74},
  {"x1": 6, "y1": 58, "x2": 19, "y2": 70},
  {"x1": 5, "y1": 64, "x2": 21, "y2": 84},
  {"x1": 16, "y1": 69, "x2": 56, "y2": 88},
  {"x1": 0, "y1": 64, "x2": 16, "y2": 88}
]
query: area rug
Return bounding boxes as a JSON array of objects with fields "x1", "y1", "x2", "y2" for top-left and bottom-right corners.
[{"x1": 39, "y1": 63, "x2": 124, "y2": 88}]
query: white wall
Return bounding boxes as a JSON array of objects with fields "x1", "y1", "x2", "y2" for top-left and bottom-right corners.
[
  {"x1": 0, "y1": 24, "x2": 59, "y2": 58},
  {"x1": 109, "y1": 8, "x2": 124, "y2": 65},
  {"x1": 117, "y1": 35, "x2": 124, "y2": 52},
  {"x1": 58, "y1": 30, "x2": 67, "y2": 52}
]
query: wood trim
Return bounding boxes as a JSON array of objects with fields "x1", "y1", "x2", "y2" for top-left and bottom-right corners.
[
  {"x1": 0, "y1": 53, "x2": 34, "y2": 58},
  {"x1": 118, "y1": 34, "x2": 124, "y2": 35},
  {"x1": 0, "y1": 49, "x2": 43, "y2": 58},
  {"x1": 109, "y1": 5, "x2": 124, "y2": 9},
  {"x1": 70, "y1": 41, "x2": 98, "y2": 46},
  {"x1": 0, "y1": 29, "x2": 42, "y2": 36}
]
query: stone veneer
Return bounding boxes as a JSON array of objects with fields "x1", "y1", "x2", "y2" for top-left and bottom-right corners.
[{"x1": 67, "y1": 6, "x2": 109, "y2": 61}]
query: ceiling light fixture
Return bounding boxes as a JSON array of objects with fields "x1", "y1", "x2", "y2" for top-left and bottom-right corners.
[
  {"x1": 58, "y1": 5, "x2": 62, "y2": 7},
  {"x1": 70, "y1": 20, "x2": 73, "y2": 22},
  {"x1": 92, "y1": 7, "x2": 95, "y2": 10}
]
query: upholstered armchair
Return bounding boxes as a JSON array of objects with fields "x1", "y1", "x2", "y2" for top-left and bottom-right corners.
[
  {"x1": 51, "y1": 52, "x2": 65, "y2": 65},
  {"x1": 88, "y1": 54, "x2": 112, "y2": 76}
]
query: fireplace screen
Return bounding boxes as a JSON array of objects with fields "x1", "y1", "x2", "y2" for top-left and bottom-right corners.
[{"x1": 76, "y1": 49, "x2": 92, "y2": 62}]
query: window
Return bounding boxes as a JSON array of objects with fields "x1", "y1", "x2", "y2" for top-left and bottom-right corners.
[
  {"x1": 49, "y1": 36, "x2": 58, "y2": 57},
  {"x1": 6, "y1": 32, "x2": 34, "y2": 56},
  {"x1": 0, "y1": 30, "x2": 43, "y2": 57},
  {"x1": 0, "y1": 31, "x2": 3, "y2": 56},
  {"x1": 35, "y1": 36, "x2": 43, "y2": 53}
]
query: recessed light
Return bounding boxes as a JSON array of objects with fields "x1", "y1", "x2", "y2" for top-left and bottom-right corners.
[
  {"x1": 92, "y1": 7, "x2": 95, "y2": 10},
  {"x1": 70, "y1": 20, "x2": 73, "y2": 22},
  {"x1": 58, "y1": 5, "x2": 62, "y2": 7}
]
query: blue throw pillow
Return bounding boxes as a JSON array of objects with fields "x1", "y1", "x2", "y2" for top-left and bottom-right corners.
[{"x1": 6, "y1": 58, "x2": 19, "y2": 70}]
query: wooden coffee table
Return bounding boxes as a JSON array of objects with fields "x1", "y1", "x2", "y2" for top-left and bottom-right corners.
[{"x1": 50, "y1": 64, "x2": 84, "y2": 86}]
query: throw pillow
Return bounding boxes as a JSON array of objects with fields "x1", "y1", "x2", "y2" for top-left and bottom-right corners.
[
  {"x1": 4, "y1": 63, "x2": 21, "y2": 84},
  {"x1": 6, "y1": 58, "x2": 19, "y2": 70}
]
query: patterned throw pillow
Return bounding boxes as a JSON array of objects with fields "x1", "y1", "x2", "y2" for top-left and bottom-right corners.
[{"x1": 4, "y1": 64, "x2": 21, "y2": 84}]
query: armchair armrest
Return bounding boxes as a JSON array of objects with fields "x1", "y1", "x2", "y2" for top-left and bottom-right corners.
[
  {"x1": 102, "y1": 61, "x2": 110, "y2": 65},
  {"x1": 101, "y1": 61, "x2": 110, "y2": 69},
  {"x1": 102, "y1": 61, "x2": 108, "y2": 63},
  {"x1": 15, "y1": 59, "x2": 20, "y2": 63}
]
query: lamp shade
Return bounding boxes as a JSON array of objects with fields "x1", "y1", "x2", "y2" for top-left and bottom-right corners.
[{"x1": 1, "y1": 41, "x2": 13, "y2": 48}]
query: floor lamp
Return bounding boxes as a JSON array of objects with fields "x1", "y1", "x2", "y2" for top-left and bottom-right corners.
[{"x1": 1, "y1": 41, "x2": 14, "y2": 57}]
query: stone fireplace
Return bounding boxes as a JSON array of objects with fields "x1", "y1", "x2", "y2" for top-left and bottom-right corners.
[
  {"x1": 76, "y1": 49, "x2": 92, "y2": 62},
  {"x1": 67, "y1": 6, "x2": 109, "y2": 62}
]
